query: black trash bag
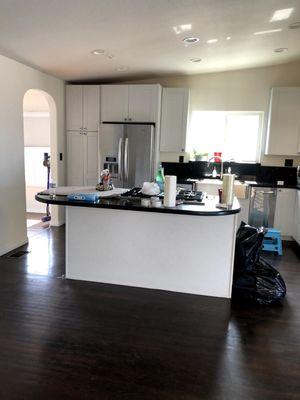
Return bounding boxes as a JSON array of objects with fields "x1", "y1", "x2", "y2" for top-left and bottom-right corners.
[
  {"x1": 234, "y1": 222, "x2": 265, "y2": 273},
  {"x1": 232, "y1": 258, "x2": 286, "y2": 305}
]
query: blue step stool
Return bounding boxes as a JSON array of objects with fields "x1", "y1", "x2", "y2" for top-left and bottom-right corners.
[{"x1": 263, "y1": 228, "x2": 283, "y2": 256}]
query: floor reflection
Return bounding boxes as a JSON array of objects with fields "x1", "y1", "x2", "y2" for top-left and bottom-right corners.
[{"x1": 24, "y1": 226, "x2": 65, "y2": 277}]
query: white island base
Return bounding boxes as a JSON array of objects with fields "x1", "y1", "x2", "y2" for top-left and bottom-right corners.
[{"x1": 66, "y1": 206, "x2": 238, "y2": 298}]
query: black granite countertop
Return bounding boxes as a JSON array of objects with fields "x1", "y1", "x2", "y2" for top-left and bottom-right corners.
[
  {"x1": 35, "y1": 194, "x2": 241, "y2": 217},
  {"x1": 244, "y1": 181, "x2": 300, "y2": 190}
]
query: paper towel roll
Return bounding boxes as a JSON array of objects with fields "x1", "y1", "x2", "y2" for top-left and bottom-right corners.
[
  {"x1": 164, "y1": 175, "x2": 177, "y2": 207},
  {"x1": 222, "y1": 174, "x2": 235, "y2": 206}
]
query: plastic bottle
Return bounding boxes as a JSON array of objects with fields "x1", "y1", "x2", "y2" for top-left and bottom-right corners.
[
  {"x1": 212, "y1": 167, "x2": 217, "y2": 178},
  {"x1": 156, "y1": 163, "x2": 165, "y2": 192}
]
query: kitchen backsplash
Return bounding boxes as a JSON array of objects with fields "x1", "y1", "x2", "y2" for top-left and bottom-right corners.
[{"x1": 162, "y1": 161, "x2": 298, "y2": 186}]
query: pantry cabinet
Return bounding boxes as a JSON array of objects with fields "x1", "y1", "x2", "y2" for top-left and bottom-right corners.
[
  {"x1": 67, "y1": 131, "x2": 98, "y2": 186},
  {"x1": 274, "y1": 188, "x2": 296, "y2": 237},
  {"x1": 101, "y1": 84, "x2": 160, "y2": 123},
  {"x1": 265, "y1": 87, "x2": 300, "y2": 156},
  {"x1": 294, "y1": 190, "x2": 300, "y2": 245},
  {"x1": 66, "y1": 85, "x2": 100, "y2": 131},
  {"x1": 160, "y1": 88, "x2": 189, "y2": 152}
]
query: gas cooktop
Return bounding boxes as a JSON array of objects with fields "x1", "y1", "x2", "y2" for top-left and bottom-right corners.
[{"x1": 121, "y1": 188, "x2": 205, "y2": 205}]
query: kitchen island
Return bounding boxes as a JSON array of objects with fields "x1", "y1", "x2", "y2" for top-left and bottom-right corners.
[{"x1": 36, "y1": 193, "x2": 240, "y2": 298}]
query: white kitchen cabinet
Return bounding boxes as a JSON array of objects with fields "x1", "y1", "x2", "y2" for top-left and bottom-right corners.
[
  {"x1": 128, "y1": 85, "x2": 159, "y2": 122},
  {"x1": 160, "y1": 88, "x2": 189, "y2": 152},
  {"x1": 101, "y1": 84, "x2": 160, "y2": 123},
  {"x1": 274, "y1": 188, "x2": 296, "y2": 237},
  {"x1": 101, "y1": 85, "x2": 128, "y2": 122},
  {"x1": 293, "y1": 190, "x2": 300, "y2": 244},
  {"x1": 66, "y1": 85, "x2": 100, "y2": 131},
  {"x1": 67, "y1": 131, "x2": 99, "y2": 186},
  {"x1": 265, "y1": 87, "x2": 300, "y2": 156}
]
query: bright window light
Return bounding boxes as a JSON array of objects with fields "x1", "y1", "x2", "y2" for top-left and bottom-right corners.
[
  {"x1": 173, "y1": 24, "x2": 192, "y2": 34},
  {"x1": 187, "y1": 111, "x2": 263, "y2": 162},
  {"x1": 270, "y1": 8, "x2": 293, "y2": 22}
]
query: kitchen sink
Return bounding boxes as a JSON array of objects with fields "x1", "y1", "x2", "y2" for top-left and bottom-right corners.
[{"x1": 195, "y1": 179, "x2": 249, "y2": 199}]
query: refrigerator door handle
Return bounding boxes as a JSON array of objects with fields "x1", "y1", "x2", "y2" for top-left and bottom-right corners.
[
  {"x1": 124, "y1": 138, "x2": 129, "y2": 181},
  {"x1": 118, "y1": 137, "x2": 123, "y2": 181}
]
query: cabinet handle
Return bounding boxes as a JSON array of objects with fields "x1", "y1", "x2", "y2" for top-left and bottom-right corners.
[
  {"x1": 128, "y1": 118, "x2": 132, "y2": 121},
  {"x1": 124, "y1": 118, "x2": 127, "y2": 121}
]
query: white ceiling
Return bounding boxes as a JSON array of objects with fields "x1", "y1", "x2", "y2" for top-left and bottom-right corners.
[{"x1": 0, "y1": 0, "x2": 300, "y2": 82}]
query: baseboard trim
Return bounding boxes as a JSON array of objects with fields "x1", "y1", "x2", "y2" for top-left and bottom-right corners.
[{"x1": 0, "y1": 238, "x2": 28, "y2": 257}]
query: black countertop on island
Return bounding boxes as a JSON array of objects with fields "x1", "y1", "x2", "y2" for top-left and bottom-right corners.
[{"x1": 35, "y1": 194, "x2": 241, "y2": 217}]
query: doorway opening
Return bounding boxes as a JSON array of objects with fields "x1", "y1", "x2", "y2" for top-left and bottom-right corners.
[{"x1": 23, "y1": 89, "x2": 57, "y2": 236}]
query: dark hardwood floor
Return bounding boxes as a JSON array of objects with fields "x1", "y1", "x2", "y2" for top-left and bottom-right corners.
[{"x1": 0, "y1": 227, "x2": 299, "y2": 400}]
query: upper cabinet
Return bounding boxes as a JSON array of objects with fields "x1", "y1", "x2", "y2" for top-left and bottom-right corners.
[
  {"x1": 101, "y1": 85, "x2": 128, "y2": 122},
  {"x1": 101, "y1": 84, "x2": 160, "y2": 123},
  {"x1": 160, "y1": 88, "x2": 189, "y2": 152},
  {"x1": 265, "y1": 87, "x2": 300, "y2": 156},
  {"x1": 66, "y1": 85, "x2": 100, "y2": 132}
]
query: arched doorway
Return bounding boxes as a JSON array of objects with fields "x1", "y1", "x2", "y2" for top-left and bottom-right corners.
[{"x1": 23, "y1": 89, "x2": 58, "y2": 233}]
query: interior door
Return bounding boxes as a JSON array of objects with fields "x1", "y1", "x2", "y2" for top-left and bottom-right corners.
[
  {"x1": 66, "y1": 85, "x2": 83, "y2": 131},
  {"x1": 67, "y1": 131, "x2": 85, "y2": 186},
  {"x1": 124, "y1": 125, "x2": 154, "y2": 188},
  {"x1": 101, "y1": 85, "x2": 128, "y2": 122},
  {"x1": 83, "y1": 85, "x2": 100, "y2": 132}
]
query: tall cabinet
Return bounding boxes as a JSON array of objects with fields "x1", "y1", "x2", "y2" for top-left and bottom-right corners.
[
  {"x1": 66, "y1": 85, "x2": 100, "y2": 186},
  {"x1": 265, "y1": 87, "x2": 300, "y2": 156}
]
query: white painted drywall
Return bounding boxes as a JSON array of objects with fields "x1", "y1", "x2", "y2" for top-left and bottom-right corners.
[
  {"x1": 0, "y1": 54, "x2": 65, "y2": 256},
  {"x1": 126, "y1": 60, "x2": 300, "y2": 166}
]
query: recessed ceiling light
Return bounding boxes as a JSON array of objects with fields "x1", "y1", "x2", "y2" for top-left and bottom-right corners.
[
  {"x1": 173, "y1": 24, "x2": 192, "y2": 35},
  {"x1": 190, "y1": 58, "x2": 202, "y2": 62},
  {"x1": 254, "y1": 28, "x2": 282, "y2": 35},
  {"x1": 207, "y1": 38, "x2": 218, "y2": 44},
  {"x1": 226, "y1": 36, "x2": 231, "y2": 40},
  {"x1": 289, "y1": 21, "x2": 300, "y2": 29},
  {"x1": 270, "y1": 8, "x2": 293, "y2": 22},
  {"x1": 274, "y1": 47, "x2": 288, "y2": 53},
  {"x1": 116, "y1": 66, "x2": 128, "y2": 72},
  {"x1": 183, "y1": 37, "x2": 200, "y2": 44},
  {"x1": 91, "y1": 49, "x2": 105, "y2": 55}
]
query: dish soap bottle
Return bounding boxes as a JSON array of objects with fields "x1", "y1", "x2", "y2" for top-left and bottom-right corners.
[
  {"x1": 212, "y1": 167, "x2": 217, "y2": 178},
  {"x1": 156, "y1": 163, "x2": 165, "y2": 192}
]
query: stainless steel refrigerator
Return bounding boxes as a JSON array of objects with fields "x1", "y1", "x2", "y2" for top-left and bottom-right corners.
[{"x1": 99, "y1": 123, "x2": 155, "y2": 188}]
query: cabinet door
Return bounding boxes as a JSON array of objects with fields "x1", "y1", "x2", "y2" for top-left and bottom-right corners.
[
  {"x1": 265, "y1": 87, "x2": 300, "y2": 156},
  {"x1": 160, "y1": 88, "x2": 189, "y2": 152},
  {"x1": 274, "y1": 188, "x2": 296, "y2": 236},
  {"x1": 83, "y1": 85, "x2": 100, "y2": 131},
  {"x1": 128, "y1": 85, "x2": 159, "y2": 122},
  {"x1": 294, "y1": 191, "x2": 300, "y2": 244},
  {"x1": 67, "y1": 131, "x2": 85, "y2": 186},
  {"x1": 85, "y1": 131, "x2": 99, "y2": 186},
  {"x1": 66, "y1": 85, "x2": 83, "y2": 131},
  {"x1": 101, "y1": 85, "x2": 128, "y2": 122}
]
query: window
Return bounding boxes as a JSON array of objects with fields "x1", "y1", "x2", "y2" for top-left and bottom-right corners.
[{"x1": 187, "y1": 111, "x2": 263, "y2": 162}]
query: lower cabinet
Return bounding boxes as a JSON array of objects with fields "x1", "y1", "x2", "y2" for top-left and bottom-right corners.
[
  {"x1": 294, "y1": 191, "x2": 300, "y2": 245},
  {"x1": 274, "y1": 188, "x2": 296, "y2": 237},
  {"x1": 67, "y1": 131, "x2": 99, "y2": 186}
]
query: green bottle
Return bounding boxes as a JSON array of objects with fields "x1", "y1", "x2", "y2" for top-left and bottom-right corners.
[{"x1": 156, "y1": 163, "x2": 165, "y2": 192}]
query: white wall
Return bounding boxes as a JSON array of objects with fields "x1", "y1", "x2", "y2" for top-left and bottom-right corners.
[
  {"x1": 0, "y1": 54, "x2": 65, "y2": 256},
  {"x1": 125, "y1": 60, "x2": 300, "y2": 166}
]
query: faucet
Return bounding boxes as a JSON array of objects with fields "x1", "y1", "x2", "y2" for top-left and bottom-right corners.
[
  {"x1": 207, "y1": 157, "x2": 235, "y2": 179},
  {"x1": 207, "y1": 156, "x2": 224, "y2": 179}
]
